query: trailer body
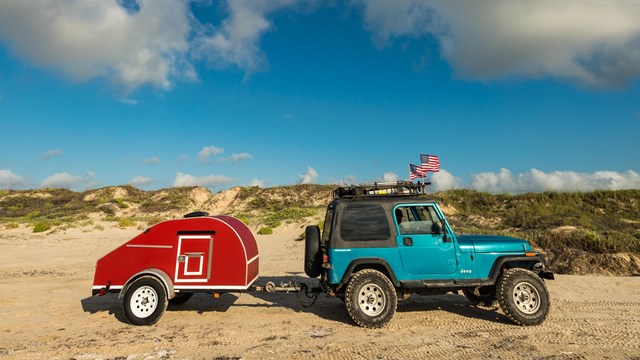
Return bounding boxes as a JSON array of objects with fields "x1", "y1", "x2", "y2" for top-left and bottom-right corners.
[{"x1": 92, "y1": 215, "x2": 259, "y2": 298}]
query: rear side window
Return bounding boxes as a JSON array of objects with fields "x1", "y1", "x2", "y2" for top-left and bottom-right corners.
[
  {"x1": 340, "y1": 203, "x2": 390, "y2": 241},
  {"x1": 322, "y1": 207, "x2": 334, "y2": 244}
]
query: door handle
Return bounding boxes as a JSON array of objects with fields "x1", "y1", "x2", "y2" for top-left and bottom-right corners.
[{"x1": 403, "y1": 237, "x2": 413, "y2": 246}]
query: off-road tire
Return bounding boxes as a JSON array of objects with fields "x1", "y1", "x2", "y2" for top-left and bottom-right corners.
[
  {"x1": 168, "y1": 292, "x2": 193, "y2": 305},
  {"x1": 497, "y1": 268, "x2": 550, "y2": 326},
  {"x1": 122, "y1": 276, "x2": 168, "y2": 326},
  {"x1": 304, "y1": 225, "x2": 322, "y2": 278},
  {"x1": 345, "y1": 269, "x2": 397, "y2": 328},
  {"x1": 463, "y1": 286, "x2": 496, "y2": 307}
]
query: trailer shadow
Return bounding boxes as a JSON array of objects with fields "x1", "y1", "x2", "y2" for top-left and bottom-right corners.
[{"x1": 80, "y1": 293, "x2": 128, "y2": 323}]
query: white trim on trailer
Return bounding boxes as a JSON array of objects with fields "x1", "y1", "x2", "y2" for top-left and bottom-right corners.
[
  {"x1": 247, "y1": 254, "x2": 259, "y2": 264},
  {"x1": 92, "y1": 285, "x2": 123, "y2": 290},
  {"x1": 173, "y1": 285, "x2": 250, "y2": 290},
  {"x1": 126, "y1": 244, "x2": 173, "y2": 249}
]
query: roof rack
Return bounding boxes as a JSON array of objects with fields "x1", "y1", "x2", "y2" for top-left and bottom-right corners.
[{"x1": 334, "y1": 181, "x2": 431, "y2": 199}]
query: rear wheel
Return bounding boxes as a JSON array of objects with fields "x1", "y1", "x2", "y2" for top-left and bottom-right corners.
[
  {"x1": 168, "y1": 292, "x2": 193, "y2": 305},
  {"x1": 304, "y1": 225, "x2": 322, "y2": 278},
  {"x1": 122, "y1": 276, "x2": 168, "y2": 326},
  {"x1": 344, "y1": 269, "x2": 397, "y2": 328},
  {"x1": 497, "y1": 268, "x2": 550, "y2": 326}
]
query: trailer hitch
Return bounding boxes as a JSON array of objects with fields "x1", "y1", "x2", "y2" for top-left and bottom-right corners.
[{"x1": 254, "y1": 281, "x2": 324, "y2": 308}]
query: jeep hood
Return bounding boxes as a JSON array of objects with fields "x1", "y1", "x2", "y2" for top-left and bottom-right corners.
[{"x1": 457, "y1": 234, "x2": 532, "y2": 253}]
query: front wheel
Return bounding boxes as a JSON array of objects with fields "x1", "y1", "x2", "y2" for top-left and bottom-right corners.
[
  {"x1": 122, "y1": 276, "x2": 168, "y2": 326},
  {"x1": 344, "y1": 269, "x2": 397, "y2": 328},
  {"x1": 497, "y1": 268, "x2": 550, "y2": 326}
]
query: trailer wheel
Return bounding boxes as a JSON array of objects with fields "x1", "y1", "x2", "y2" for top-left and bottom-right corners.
[
  {"x1": 168, "y1": 292, "x2": 193, "y2": 305},
  {"x1": 122, "y1": 276, "x2": 168, "y2": 326},
  {"x1": 497, "y1": 268, "x2": 550, "y2": 326},
  {"x1": 344, "y1": 269, "x2": 397, "y2": 328},
  {"x1": 304, "y1": 225, "x2": 322, "y2": 278}
]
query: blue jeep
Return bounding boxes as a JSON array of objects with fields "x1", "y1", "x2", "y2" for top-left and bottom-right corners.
[{"x1": 304, "y1": 182, "x2": 554, "y2": 328}]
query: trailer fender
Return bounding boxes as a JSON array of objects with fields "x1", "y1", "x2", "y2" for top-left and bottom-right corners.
[{"x1": 119, "y1": 269, "x2": 175, "y2": 300}]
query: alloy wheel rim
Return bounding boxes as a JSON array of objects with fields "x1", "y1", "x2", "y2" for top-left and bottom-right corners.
[
  {"x1": 512, "y1": 281, "x2": 541, "y2": 314},
  {"x1": 357, "y1": 283, "x2": 386, "y2": 316}
]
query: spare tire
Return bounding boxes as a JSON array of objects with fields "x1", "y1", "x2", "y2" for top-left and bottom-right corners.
[{"x1": 304, "y1": 225, "x2": 322, "y2": 278}]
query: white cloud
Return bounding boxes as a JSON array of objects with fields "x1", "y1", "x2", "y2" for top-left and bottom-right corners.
[
  {"x1": 342, "y1": 175, "x2": 357, "y2": 185},
  {"x1": 383, "y1": 172, "x2": 400, "y2": 182},
  {"x1": 119, "y1": 97, "x2": 138, "y2": 106},
  {"x1": 0, "y1": 169, "x2": 25, "y2": 189},
  {"x1": 144, "y1": 156, "x2": 160, "y2": 165},
  {"x1": 42, "y1": 148, "x2": 63, "y2": 160},
  {"x1": 0, "y1": 0, "x2": 195, "y2": 92},
  {"x1": 172, "y1": 172, "x2": 233, "y2": 188},
  {"x1": 298, "y1": 166, "x2": 318, "y2": 184},
  {"x1": 429, "y1": 169, "x2": 463, "y2": 192},
  {"x1": 39, "y1": 171, "x2": 96, "y2": 190},
  {"x1": 193, "y1": 0, "x2": 299, "y2": 75},
  {"x1": 128, "y1": 175, "x2": 152, "y2": 187},
  {"x1": 250, "y1": 178, "x2": 269, "y2": 187},
  {"x1": 229, "y1": 153, "x2": 252, "y2": 164},
  {"x1": 197, "y1": 145, "x2": 224, "y2": 163},
  {"x1": 176, "y1": 155, "x2": 190, "y2": 164},
  {"x1": 470, "y1": 168, "x2": 640, "y2": 194},
  {"x1": 357, "y1": 0, "x2": 640, "y2": 88}
]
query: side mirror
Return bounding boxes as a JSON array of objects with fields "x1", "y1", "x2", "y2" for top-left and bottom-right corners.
[{"x1": 431, "y1": 222, "x2": 441, "y2": 234}]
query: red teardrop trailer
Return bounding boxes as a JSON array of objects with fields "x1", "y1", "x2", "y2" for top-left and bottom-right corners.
[{"x1": 92, "y1": 213, "x2": 259, "y2": 325}]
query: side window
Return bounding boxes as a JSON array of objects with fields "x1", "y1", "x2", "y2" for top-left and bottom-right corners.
[
  {"x1": 396, "y1": 205, "x2": 442, "y2": 235},
  {"x1": 322, "y1": 207, "x2": 334, "y2": 244},
  {"x1": 340, "y1": 203, "x2": 391, "y2": 241}
]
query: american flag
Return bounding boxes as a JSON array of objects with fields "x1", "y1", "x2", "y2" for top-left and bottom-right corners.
[
  {"x1": 409, "y1": 163, "x2": 426, "y2": 180},
  {"x1": 418, "y1": 154, "x2": 440, "y2": 172}
]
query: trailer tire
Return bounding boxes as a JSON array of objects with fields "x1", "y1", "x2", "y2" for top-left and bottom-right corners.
[
  {"x1": 122, "y1": 276, "x2": 168, "y2": 326},
  {"x1": 304, "y1": 225, "x2": 322, "y2": 278},
  {"x1": 168, "y1": 292, "x2": 193, "y2": 305},
  {"x1": 345, "y1": 269, "x2": 397, "y2": 328}
]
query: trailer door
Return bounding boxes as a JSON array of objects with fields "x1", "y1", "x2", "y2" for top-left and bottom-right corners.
[{"x1": 175, "y1": 235, "x2": 213, "y2": 283}]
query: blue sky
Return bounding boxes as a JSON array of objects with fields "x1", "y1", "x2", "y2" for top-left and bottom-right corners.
[{"x1": 0, "y1": 0, "x2": 639, "y2": 193}]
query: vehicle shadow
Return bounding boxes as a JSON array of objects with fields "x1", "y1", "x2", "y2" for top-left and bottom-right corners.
[
  {"x1": 396, "y1": 293, "x2": 513, "y2": 325},
  {"x1": 81, "y1": 276, "x2": 512, "y2": 326}
]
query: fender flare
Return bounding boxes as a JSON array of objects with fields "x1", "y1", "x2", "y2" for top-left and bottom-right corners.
[
  {"x1": 339, "y1": 258, "x2": 400, "y2": 287},
  {"x1": 119, "y1": 268, "x2": 175, "y2": 299},
  {"x1": 487, "y1": 255, "x2": 549, "y2": 283}
]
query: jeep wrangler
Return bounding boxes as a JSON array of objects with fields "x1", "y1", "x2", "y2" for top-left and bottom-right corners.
[{"x1": 304, "y1": 181, "x2": 554, "y2": 328}]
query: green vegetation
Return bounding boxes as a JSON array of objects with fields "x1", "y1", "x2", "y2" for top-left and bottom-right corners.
[
  {"x1": 4, "y1": 222, "x2": 19, "y2": 229},
  {"x1": 433, "y1": 190, "x2": 640, "y2": 255},
  {"x1": 118, "y1": 218, "x2": 136, "y2": 228},
  {"x1": 112, "y1": 198, "x2": 129, "y2": 209},
  {"x1": 32, "y1": 222, "x2": 51, "y2": 233},
  {"x1": 258, "y1": 227, "x2": 273, "y2": 235}
]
